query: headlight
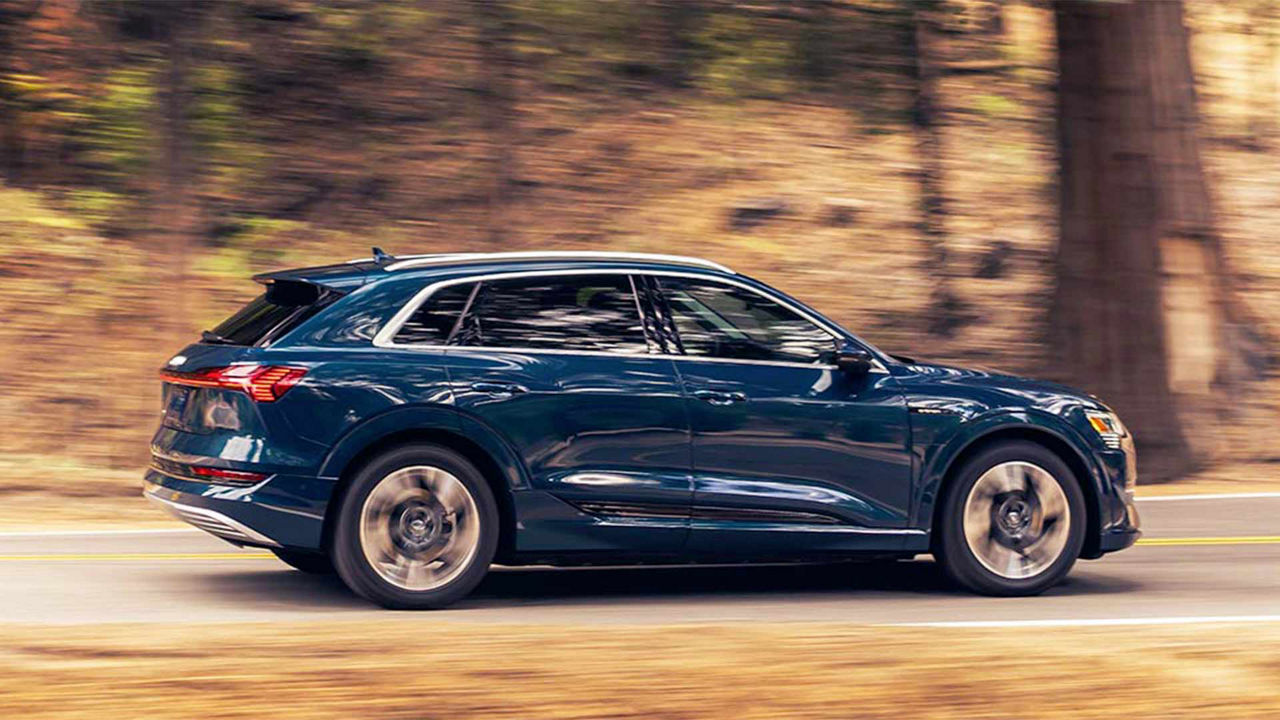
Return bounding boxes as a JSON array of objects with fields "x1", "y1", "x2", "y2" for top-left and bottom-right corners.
[{"x1": 1085, "y1": 410, "x2": 1127, "y2": 449}]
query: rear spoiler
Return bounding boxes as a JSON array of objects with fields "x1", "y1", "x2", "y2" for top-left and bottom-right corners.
[{"x1": 257, "y1": 277, "x2": 333, "y2": 306}]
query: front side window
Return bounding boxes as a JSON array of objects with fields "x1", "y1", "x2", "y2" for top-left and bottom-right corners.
[
  {"x1": 453, "y1": 274, "x2": 648, "y2": 354},
  {"x1": 655, "y1": 276, "x2": 836, "y2": 364}
]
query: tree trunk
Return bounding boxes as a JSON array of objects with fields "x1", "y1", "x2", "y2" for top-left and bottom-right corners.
[
  {"x1": 1247, "y1": 5, "x2": 1278, "y2": 147},
  {"x1": 474, "y1": 0, "x2": 518, "y2": 247},
  {"x1": 661, "y1": 0, "x2": 701, "y2": 88},
  {"x1": 1050, "y1": 0, "x2": 1266, "y2": 480},
  {"x1": 157, "y1": 4, "x2": 194, "y2": 340},
  {"x1": 0, "y1": 0, "x2": 38, "y2": 185},
  {"x1": 908, "y1": 2, "x2": 965, "y2": 336}
]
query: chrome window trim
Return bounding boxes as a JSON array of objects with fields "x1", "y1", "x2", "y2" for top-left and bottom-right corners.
[
  {"x1": 383, "y1": 251, "x2": 735, "y2": 274},
  {"x1": 372, "y1": 268, "x2": 888, "y2": 373}
]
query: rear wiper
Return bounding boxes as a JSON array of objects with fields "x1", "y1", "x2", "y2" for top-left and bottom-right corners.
[{"x1": 201, "y1": 330, "x2": 238, "y2": 345}]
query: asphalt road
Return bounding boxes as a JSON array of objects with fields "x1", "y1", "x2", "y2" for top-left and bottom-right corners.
[{"x1": 1, "y1": 494, "x2": 1276, "y2": 626}]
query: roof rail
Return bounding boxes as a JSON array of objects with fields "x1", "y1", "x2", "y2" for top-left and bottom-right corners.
[{"x1": 382, "y1": 251, "x2": 735, "y2": 274}]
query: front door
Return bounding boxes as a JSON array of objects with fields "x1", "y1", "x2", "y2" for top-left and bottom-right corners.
[{"x1": 645, "y1": 274, "x2": 913, "y2": 555}]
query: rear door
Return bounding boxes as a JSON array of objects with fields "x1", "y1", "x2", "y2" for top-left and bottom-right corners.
[
  {"x1": 644, "y1": 274, "x2": 913, "y2": 555},
  {"x1": 427, "y1": 272, "x2": 692, "y2": 553}
]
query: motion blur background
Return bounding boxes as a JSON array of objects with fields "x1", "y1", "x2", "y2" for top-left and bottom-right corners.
[
  {"x1": 4, "y1": 3, "x2": 1280, "y2": 718},
  {"x1": 0, "y1": 0, "x2": 1277, "y2": 519}
]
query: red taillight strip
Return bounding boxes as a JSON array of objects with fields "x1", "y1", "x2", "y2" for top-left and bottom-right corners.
[
  {"x1": 189, "y1": 466, "x2": 270, "y2": 484},
  {"x1": 159, "y1": 365, "x2": 308, "y2": 402}
]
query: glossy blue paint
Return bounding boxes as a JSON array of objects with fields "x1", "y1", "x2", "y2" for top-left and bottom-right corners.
[
  {"x1": 445, "y1": 350, "x2": 692, "y2": 553},
  {"x1": 146, "y1": 255, "x2": 1139, "y2": 565},
  {"x1": 678, "y1": 360, "x2": 913, "y2": 555}
]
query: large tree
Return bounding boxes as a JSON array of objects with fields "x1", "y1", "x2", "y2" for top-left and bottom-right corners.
[
  {"x1": 907, "y1": 0, "x2": 964, "y2": 337},
  {"x1": 1050, "y1": 0, "x2": 1266, "y2": 480},
  {"x1": 474, "y1": 0, "x2": 519, "y2": 246}
]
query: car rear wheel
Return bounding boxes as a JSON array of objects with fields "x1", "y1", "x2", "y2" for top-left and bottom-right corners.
[
  {"x1": 935, "y1": 441, "x2": 1086, "y2": 596},
  {"x1": 271, "y1": 548, "x2": 334, "y2": 574},
  {"x1": 330, "y1": 444, "x2": 499, "y2": 609}
]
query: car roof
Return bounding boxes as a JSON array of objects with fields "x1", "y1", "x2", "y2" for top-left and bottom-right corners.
[{"x1": 253, "y1": 251, "x2": 736, "y2": 289}]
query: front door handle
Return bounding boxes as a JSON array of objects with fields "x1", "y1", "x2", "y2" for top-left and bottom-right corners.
[
  {"x1": 692, "y1": 389, "x2": 747, "y2": 406},
  {"x1": 470, "y1": 381, "x2": 528, "y2": 396}
]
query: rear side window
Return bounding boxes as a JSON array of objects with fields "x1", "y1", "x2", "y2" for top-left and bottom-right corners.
[
  {"x1": 393, "y1": 282, "x2": 476, "y2": 345},
  {"x1": 453, "y1": 274, "x2": 647, "y2": 354},
  {"x1": 208, "y1": 281, "x2": 338, "y2": 346}
]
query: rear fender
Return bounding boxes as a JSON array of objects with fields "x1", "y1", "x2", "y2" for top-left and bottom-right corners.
[{"x1": 316, "y1": 405, "x2": 529, "y2": 492}]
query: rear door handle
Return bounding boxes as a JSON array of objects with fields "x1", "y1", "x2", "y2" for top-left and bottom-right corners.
[
  {"x1": 692, "y1": 389, "x2": 747, "y2": 405},
  {"x1": 470, "y1": 381, "x2": 528, "y2": 396}
]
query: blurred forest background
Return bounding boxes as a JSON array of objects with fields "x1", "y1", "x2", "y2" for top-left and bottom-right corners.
[{"x1": 2, "y1": 0, "x2": 1279, "y2": 522}]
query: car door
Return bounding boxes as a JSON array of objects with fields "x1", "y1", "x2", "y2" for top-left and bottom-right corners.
[
  {"x1": 643, "y1": 274, "x2": 914, "y2": 555},
  {"x1": 424, "y1": 271, "x2": 692, "y2": 553}
]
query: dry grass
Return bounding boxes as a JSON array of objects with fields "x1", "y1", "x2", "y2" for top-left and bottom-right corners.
[
  {"x1": 0, "y1": 454, "x2": 177, "y2": 531},
  {"x1": 0, "y1": 620, "x2": 1277, "y2": 719},
  {"x1": 1139, "y1": 460, "x2": 1280, "y2": 497}
]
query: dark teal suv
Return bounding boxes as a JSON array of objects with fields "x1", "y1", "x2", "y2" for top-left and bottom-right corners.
[{"x1": 146, "y1": 250, "x2": 1140, "y2": 608}]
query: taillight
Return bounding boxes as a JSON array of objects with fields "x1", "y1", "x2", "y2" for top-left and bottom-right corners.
[
  {"x1": 189, "y1": 466, "x2": 270, "y2": 484},
  {"x1": 159, "y1": 364, "x2": 308, "y2": 402}
]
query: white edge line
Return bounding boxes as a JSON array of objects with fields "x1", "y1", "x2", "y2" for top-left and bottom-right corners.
[
  {"x1": 0, "y1": 528, "x2": 201, "y2": 538},
  {"x1": 1136, "y1": 491, "x2": 1280, "y2": 502},
  {"x1": 885, "y1": 615, "x2": 1280, "y2": 629}
]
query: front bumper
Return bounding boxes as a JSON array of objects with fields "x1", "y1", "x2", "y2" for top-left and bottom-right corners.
[
  {"x1": 1081, "y1": 443, "x2": 1142, "y2": 558},
  {"x1": 143, "y1": 468, "x2": 334, "y2": 550}
]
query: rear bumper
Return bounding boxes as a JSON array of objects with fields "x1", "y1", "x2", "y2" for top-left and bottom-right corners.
[
  {"x1": 143, "y1": 468, "x2": 333, "y2": 551},
  {"x1": 144, "y1": 491, "x2": 282, "y2": 547}
]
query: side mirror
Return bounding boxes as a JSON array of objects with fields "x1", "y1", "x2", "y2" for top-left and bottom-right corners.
[{"x1": 834, "y1": 344, "x2": 874, "y2": 376}]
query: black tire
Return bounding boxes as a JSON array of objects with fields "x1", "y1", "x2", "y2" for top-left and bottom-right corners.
[
  {"x1": 330, "y1": 444, "x2": 499, "y2": 609},
  {"x1": 934, "y1": 441, "x2": 1086, "y2": 596},
  {"x1": 271, "y1": 548, "x2": 335, "y2": 574}
]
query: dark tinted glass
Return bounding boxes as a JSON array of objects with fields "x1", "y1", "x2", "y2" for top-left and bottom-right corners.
[
  {"x1": 209, "y1": 288, "x2": 336, "y2": 346},
  {"x1": 656, "y1": 277, "x2": 834, "y2": 364},
  {"x1": 393, "y1": 282, "x2": 475, "y2": 345},
  {"x1": 457, "y1": 274, "x2": 647, "y2": 353}
]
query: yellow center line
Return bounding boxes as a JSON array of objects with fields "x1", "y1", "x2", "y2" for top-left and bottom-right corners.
[{"x1": 0, "y1": 552, "x2": 276, "y2": 561}]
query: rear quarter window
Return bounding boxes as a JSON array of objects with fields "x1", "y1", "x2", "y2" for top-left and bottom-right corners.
[{"x1": 392, "y1": 282, "x2": 476, "y2": 345}]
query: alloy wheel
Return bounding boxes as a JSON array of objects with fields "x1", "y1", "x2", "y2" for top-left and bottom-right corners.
[
  {"x1": 961, "y1": 461, "x2": 1071, "y2": 580},
  {"x1": 359, "y1": 465, "x2": 481, "y2": 591}
]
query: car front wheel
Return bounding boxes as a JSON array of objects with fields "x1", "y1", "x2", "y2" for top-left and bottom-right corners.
[
  {"x1": 330, "y1": 444, "x2": 499, "y2": 609},
  {"x1": 935, "y1": 441, "x2": 1086, "y2": 596}
]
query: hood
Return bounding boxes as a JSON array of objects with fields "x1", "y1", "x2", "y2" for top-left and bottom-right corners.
[{"x1": 894, "y1": 360, "x2": 1108, "y2": 414}]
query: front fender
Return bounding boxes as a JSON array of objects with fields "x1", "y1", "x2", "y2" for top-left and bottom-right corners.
[{"x1": 913, "y1": 408, "x2": 1104, "y2": 532}]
